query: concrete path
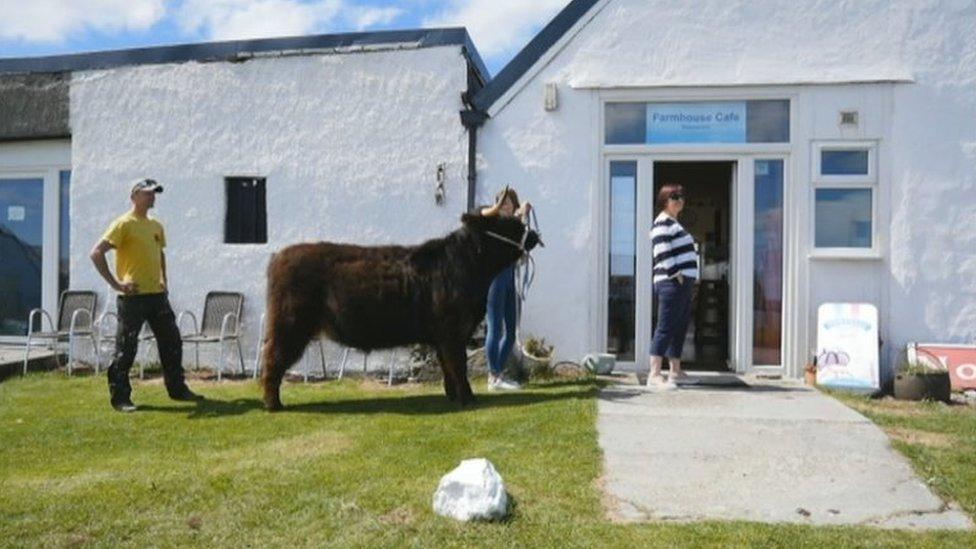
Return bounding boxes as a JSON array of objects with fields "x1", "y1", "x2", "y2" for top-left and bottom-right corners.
[{"x1": 598, "y1": 373, "x2": 973, "y2": 530}]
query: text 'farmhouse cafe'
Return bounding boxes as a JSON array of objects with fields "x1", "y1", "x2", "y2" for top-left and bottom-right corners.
[{"x1": 1, "y1": 0, "x2": 974, "y2": 385}]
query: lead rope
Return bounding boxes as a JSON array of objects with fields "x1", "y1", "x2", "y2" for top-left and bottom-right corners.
[{"x1": 514, "y1": 208, "x2": 540, "y2": 351}]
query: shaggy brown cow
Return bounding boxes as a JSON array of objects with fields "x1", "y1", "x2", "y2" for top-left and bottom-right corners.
[{"x1": 260, "y1": 213, "x2": 540, "y2": 410}]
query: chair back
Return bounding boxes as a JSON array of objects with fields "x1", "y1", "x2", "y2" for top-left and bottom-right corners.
[
  {"x1": 200, "y1": 292, "x2": 244, "y2": 337},
  {"x1": 57, "y1": 291, "x2": 98, "y2": 331}
]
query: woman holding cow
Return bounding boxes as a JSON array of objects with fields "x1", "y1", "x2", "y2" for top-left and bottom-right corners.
[{"x1": 481, "y1": 188, "x2": 532, "y2": 391}]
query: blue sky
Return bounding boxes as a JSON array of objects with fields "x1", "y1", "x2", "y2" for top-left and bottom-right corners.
[{"x1": 0, "y1": 0, "x2": 571, "y2": 77}]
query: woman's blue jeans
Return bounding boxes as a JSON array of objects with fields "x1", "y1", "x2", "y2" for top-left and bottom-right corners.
[
  {"x1": 650, "y1": 277, "x2": 694, "y2": 359},
  {"x1": 486, "y1": 265, "x2": 517, "y2": 376}
]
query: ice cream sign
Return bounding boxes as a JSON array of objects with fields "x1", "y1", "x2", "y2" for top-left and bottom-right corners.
[
  {"x1": 816, "y1": 303, "x2": 880, "y2": 393},
  {"x1": 907, "y1": 343, "x2": 976, "y2": 391},
  {"x1": 647, "y1": 102, "x2": 746, "y2": 144}
]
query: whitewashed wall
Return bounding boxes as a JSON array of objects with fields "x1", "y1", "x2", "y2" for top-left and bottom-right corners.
[
  {"x1": 479, "y1": 0, "x2": 976, "y2": 375},
  {"x1": 69, "y1": 46, "x2": 471, "y2": 372}
]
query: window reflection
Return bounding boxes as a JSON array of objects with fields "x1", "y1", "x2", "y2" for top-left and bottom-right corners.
[
  {"x1": 815, "y1": 189, "x2": 872, "y2": 248},
  {"x1": 607, "y1": 161, "x2": 636, "y2": 361},
  {"x1": 753, "y1": 160, "x2": 783, "y2": 365}
]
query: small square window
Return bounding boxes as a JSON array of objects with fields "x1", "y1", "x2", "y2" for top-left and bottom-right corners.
[
  {"x1": 815, "y1": 188, "x2": 872, "y2": 248},
  {"x1": 821, "y1": 149, "x2": 869, "y2": 176},
  {"x1": 225, "y1": 177, "x2": 267, "y2": 244}
]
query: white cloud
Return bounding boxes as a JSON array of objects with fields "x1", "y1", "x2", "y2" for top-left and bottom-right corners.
[
  {"x1": 176, "y1": 0, "x2": 343, "y2": 41},
  {"x1": 350, "y1": 6, "x2": 403, "y2": 31},
  {"x1": 0, "y1": 0, "x2": 165, "y2": 42},
  {"x1": 425, "y1": 0, "x2": 569, "y2": 58}
]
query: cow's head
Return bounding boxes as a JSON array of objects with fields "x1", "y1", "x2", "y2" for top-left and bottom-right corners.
[{"x1": 461, "y1": 213, "x2": 542, "y2": 266}]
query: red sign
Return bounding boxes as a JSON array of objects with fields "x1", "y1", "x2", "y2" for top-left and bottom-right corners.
[{"x1": 908, "y1": 343, "x2": 976, "y2": 391}]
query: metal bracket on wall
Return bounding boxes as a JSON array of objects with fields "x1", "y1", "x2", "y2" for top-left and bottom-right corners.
[{"x1": 435, "y1": 163, "x2": 446, "y2": 205}]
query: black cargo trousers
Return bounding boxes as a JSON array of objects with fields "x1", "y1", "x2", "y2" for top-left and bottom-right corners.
[{"x1": 107, "y1": 293, "x2": 187, "y2": 401}]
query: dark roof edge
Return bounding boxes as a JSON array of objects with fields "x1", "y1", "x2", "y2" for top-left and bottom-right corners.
[
  {"x1": 0, "y1": 27, "x2": 490, "y2": 82},
  {"x1": 472, "y1": 0, "x2": 601, "y2": 113}
]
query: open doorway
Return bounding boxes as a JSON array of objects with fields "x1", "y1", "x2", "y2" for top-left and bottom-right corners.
[{"x1": 653, "y1": 161, "x2": 734, "y2": 371}]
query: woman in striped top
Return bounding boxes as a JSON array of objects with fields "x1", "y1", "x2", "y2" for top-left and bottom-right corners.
[{"x1": 648, "y1": 183, "x2": 699, "y2": 389}]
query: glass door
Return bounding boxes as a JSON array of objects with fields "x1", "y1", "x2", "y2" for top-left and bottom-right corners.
[
  {"x1": 606, "y1": 160, "x2": 638, "y2": 365},
  {"x1": 752, "y1": 159, "x2": 785, "y2": 366},
  {"x1": 0, "y1": 177, "x2": 45, "y2": 336}
]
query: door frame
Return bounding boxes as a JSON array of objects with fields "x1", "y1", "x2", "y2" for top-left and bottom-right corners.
[
  {"x1": 598, "y1": 153, "x2": 791, "y2": 375},
  {"x1": 0, "y1": 140, "x2": 71, "y2": 343}
]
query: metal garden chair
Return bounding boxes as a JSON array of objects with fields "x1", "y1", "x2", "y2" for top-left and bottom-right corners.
[
  {"x1": 178, "y1": 291, "x2": 245, "y2": 380},
  {"x1": 251, "y1": 312, "x2": 350, "y2": 381},
  {"x1": 23, "y1": 290, "x2": 99, "y2": 375}
]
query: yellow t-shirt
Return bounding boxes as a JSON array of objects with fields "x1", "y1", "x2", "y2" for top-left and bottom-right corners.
[{"x1": 101, "y1": 212, "x2": 167, "y2": 295}]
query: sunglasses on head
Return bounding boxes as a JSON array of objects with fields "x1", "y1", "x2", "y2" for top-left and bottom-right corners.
[{"x1": 669, "y1": 193, "x2": 685, "y2": 201}]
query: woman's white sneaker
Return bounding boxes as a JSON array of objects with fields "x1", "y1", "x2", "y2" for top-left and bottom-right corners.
[{"x1": 488, "y1": 376, "x2": 522, "y2": 391}]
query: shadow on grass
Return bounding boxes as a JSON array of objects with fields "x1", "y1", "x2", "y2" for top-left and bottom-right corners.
[{"x1": 138, "y1": 379, "x2": 601, "y2": 419}]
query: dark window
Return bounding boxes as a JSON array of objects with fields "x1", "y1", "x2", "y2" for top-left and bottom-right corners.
[{"x1": 224, "y1": 177, "x2": 267, "y2": 244}]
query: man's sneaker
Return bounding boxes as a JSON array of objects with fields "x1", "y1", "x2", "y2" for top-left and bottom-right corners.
[
  {"x1": 487, "y1": 376, "x2": 522, "y2": 391},
  {"x1": 169, "y1": 387, "x2": 205, "y2": 402},
  {"x1": 111, "y1": 398, "x2": 137, "y2": 413}
]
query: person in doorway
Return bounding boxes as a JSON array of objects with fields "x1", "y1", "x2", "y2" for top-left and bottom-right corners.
[
  {"x1": 480, "y1": 187, "x2": 532, "y2": 391},
  {"x1": 647, "y1": 183, "x2": 699, "y2": 390},
  {"x1": 90, "y1": 178, "x2": 203, "y2": 412}
]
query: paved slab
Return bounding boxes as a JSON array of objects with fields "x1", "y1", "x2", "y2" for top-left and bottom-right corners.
[
  {"x1": 598, "y1": 374, "x2": 973, "y2": 530},
  {"x1": 0, "y1": 345, "x2": 59, "y2": 379}
]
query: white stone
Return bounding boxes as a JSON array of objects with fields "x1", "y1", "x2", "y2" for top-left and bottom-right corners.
[{"x1": 432, "y1": 458, "x2": 508, "y2": 522}]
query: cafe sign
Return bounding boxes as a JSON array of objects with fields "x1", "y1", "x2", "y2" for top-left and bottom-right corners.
[{"x1": 646, "y1": 101, "x2": 746, "y2": 144}]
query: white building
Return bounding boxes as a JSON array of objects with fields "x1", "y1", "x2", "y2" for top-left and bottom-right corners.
[{"x1": 1, "y1": 1, "x2": 974, "y2": 383}]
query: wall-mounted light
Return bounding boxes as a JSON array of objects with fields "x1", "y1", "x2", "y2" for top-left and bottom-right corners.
[
  {"x1": 435, "y1": 163, "x2": 446, "y2": 205},
  {"x1": 544, "y1": 82, "x2": 558, "y2": 111}
]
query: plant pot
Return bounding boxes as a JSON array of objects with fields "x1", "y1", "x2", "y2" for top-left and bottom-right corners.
[
  {"x1": 804, "y1": 368, "x2": 817, "y2": 387},
  {"x1": 894, "y1": 372, "x2": 951, "y2": 403},
  {"x1": 521, "y1": 351, "x2": 553, "y2": 379}
]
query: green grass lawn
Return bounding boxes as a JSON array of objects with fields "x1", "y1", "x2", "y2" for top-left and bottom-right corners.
[{"x1": 1, "y1": 374, "x2": 974, "y2": 547}]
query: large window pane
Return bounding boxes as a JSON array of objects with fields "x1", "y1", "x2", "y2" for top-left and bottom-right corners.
[
  {"x1": 754, "y1": 160, "x2": 784, "y2": 365},
  {"x1": 607, "y1": 161, "x2": 636, "y2": 361},
  {"x1": 815, "y1": 189, "x2": 872, "y2": 248},
  {"x1": 821, "y1": 150, "x2": 869, "y2": 176},
  {"x1": 59, "y1": 170, "x2": 70, "y2": 296},
  {"x1": 0, "y1": 178, "x2": 44, "y2": 336}
]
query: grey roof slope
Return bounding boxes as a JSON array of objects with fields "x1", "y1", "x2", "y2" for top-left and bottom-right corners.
[
  {"x1": 0, "y1": 27, "x2": 490, "y2": 83},
  {"x1": 472, "y1": 0, "x2": 601, "y2": 113}
]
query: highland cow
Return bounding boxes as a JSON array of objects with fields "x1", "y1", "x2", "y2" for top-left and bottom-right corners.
[{"x1": 260, "y1": 213, "x2": 540, "y2": 410}]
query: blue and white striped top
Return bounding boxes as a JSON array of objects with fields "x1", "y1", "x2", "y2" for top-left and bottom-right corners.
[{"x1": 651, "y1": 212, "x2": 699, "y2": 285}]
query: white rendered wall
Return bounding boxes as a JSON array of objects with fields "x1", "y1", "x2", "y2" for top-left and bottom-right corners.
[
  {"x1": 480, "y1": 0, "x2": 976, "y2": 375},
  {"x1": 69, "y1": 46, "x2": 471, "y2": 371}
]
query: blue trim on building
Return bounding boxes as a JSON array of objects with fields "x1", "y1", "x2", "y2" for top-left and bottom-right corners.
[
  {"x1": 0, "y1": 27, "x2": 490, "y2": 83},
  {"x1": 472, "y1": 0, "x2": 600, "y2": 112}
]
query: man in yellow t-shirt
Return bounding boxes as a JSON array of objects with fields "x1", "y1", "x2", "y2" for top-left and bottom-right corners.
[{"x1": 90, "y1": 178, "x2": 203, "y2": 412}]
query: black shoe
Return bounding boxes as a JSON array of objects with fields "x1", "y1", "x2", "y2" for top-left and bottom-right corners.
[
  {"x1": 169, "y1": 388, "x2": 205, "y2": 402},
  {"x1": 111, "y1": 398, "x2": 137, "y2": 413}
]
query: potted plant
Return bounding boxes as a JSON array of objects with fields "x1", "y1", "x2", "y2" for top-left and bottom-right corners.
[
  {"x1": 520, "y1": 336, "x2": 554, "y2": 379},
  {"x1": 894, "y1": 359, "x2": 951, "y2": 403}
]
